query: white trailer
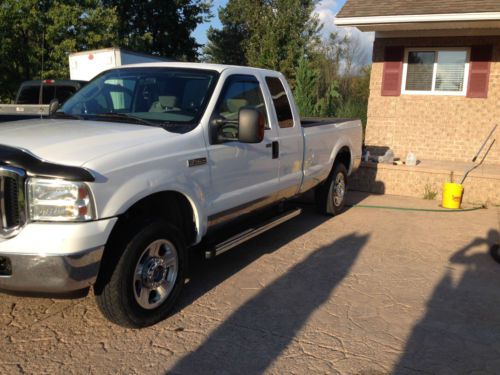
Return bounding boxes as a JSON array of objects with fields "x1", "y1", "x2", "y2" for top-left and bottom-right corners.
[{"x1": 69, "y1": 48, "x2": 169, "y2": 81}]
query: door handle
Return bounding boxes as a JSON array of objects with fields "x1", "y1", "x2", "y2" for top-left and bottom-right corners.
[
  {"x1": 272, "y1": 141, "x2": 279, "y2": 159},
  {"x1": 265, "y1": 141, "x2": 279, "y2": 159}
]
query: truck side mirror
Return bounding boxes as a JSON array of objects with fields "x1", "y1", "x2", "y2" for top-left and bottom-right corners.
[
  {"x1": 238, "y1": 108, "x2": 264, "y2": 143},
  {"x1": 49, "y1": 98, "x2": 60, "y2": 116}
]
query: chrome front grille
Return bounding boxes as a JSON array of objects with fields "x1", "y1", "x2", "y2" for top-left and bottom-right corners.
[{"x1": 0, "y1": 166, "x2": 26, "y2": 238}]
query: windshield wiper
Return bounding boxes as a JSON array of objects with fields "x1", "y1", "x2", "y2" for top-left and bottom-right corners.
[
  {"x1": 51, "y1": 111, "x2": 85, "y2": 120},
  {"x1": 52, "y1": 111, "x2": 188, "y2": 131},
  {"x1": 92, "y1": 113, "x2": 160, "y2": 127}
]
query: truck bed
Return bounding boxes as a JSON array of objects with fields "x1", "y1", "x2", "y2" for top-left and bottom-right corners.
[
  {"x1": 299, "y1": 117, "x2": 363, "y2": 193},
  {"x1": 0, "y1": 104, "x2": 49, "y2": 122},
  {"x1": 301, "y1": 118, "x2": 357, "y2": 128}
]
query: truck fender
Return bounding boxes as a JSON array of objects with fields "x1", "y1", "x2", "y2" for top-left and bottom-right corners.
[
  {"x1": 98, "y1": 170, "x2": 206, "y2": 244},
  {"x1": 329, "y1": 138, "x2": 354, "y2": 175}
]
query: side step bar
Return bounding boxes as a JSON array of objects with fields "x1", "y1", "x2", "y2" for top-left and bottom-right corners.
[{"x1": 205, "y1": 207, "x2": 302, "y2": 259}]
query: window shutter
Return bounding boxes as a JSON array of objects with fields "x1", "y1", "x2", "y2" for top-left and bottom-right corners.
[
  {"x1": 381, "y1": 46, "x2": 404, "y2": 96},
  {"x1": 467, "y1": 45, "x2": 493, "y2": 98}
]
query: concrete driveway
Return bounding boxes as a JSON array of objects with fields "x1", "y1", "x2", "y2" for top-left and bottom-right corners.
[{"x1": 1, "y1": 193, "x2": 499, "y2": 374}]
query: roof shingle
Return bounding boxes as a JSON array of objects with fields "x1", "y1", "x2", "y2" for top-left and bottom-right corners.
[{"x1": 337, "y1": 0, "x2": 500, "y2": 18}]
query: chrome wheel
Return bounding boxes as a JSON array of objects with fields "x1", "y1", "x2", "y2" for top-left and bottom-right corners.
[
  {"x1": 133, "y1": 239, "x2": 178, "y2": 310},
  {"x1": 333, "y1": 172, "x2": 346, "y2": 207}
]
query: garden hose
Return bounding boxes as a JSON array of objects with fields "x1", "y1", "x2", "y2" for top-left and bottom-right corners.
[{"x1": 348, "y1": 204, "x2": 485, "y2": 213}]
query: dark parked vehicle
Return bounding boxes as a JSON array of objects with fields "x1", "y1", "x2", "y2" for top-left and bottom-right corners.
[
  {"x1": 0, "y1": 79, "x2": 87, "y2": 122},
  {"x1": 15, "y1": 79, "x2": 87, "y2": 105}
]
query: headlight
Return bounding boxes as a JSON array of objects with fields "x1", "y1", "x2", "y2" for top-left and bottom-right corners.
[{"x1": 27, "y1": 178, "x2": 95, "y2": 222}]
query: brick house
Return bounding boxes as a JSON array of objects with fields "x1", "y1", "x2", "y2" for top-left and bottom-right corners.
[{"x1": 335, "y1": 0, "x2": 500, "y2": 205}]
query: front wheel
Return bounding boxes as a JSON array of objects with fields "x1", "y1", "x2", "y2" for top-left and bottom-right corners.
[
  {"x1": 95, "y1": 220, "x2": 186, "y2": 328},
  {"x1": 315, "y1": 163, "x2": 348, "y2": 216}
]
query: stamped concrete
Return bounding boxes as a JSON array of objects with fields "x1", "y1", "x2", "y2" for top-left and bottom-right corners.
[{"x1": 0, "y1": 193, "x2": 499, "y2": 375}]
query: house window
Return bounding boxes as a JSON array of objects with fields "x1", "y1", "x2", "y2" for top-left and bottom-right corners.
[{"x1": 402, "y1": 48, "x2": 470, "y2": 96}]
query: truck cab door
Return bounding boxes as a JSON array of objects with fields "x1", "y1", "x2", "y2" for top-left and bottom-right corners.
[
  {"x1": 264, "y1": 76, "x2": 304, "y2": 200},
  {"x1": 206, "y1": 74, "x2": 279, "y2": 227}
]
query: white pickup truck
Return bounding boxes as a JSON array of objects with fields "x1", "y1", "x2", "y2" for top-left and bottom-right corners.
[{"x1": 0, "y1": 63, "x2": 362, "y2": 327}]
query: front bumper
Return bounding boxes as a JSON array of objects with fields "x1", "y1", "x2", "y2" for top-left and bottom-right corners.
[
  {"x1": 0, "y1": 218, "x2": 117, "y2": 293},
  {"x1": 0, "y1": 246, "x2": 104, "y2": 293}
]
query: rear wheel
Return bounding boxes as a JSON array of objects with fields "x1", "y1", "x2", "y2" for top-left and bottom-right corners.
[
  {"x1": 316, "y1": 163, "x2": 348, "y2": 216},
  {"x1": 95, "y1": 220, "x2": 186, "y2": 328}
]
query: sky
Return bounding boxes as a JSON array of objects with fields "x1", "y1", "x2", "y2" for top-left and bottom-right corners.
[{"x1": 193, "y1": 0, "x2": 375, "y2": 64}]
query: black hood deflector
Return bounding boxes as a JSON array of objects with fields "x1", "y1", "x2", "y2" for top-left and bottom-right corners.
[{"x1": 0, "y1": 144, "x2": 95, "y2": 182}]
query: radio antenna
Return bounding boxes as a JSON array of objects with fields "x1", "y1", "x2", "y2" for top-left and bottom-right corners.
[{"x1": 39, "y1": 29, "x2": 45, "y2": 118}]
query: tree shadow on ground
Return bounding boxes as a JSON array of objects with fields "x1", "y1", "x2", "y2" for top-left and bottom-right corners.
[
  {"x1": 169, "y1": 231, "x2": 369, "y2": 374},
  {"x1": 176, "y1": 206, "x2": 331, "y2": 312},
  {"x1": 291, "y1": 189, "x2": 380, "y2": 215},
  {"x1": 393, "y1": 229, "x2": 500, "y2": 374}
]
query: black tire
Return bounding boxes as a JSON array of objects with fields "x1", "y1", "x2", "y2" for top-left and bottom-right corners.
[
  {"x1": 315, "y1": 163, "x2": 348, "y2": 216},
  {"x1": 95, "y1": 220, "x2": 186, "y2": 328},
  {"x1": 491, "y1": 244, "x2": 500, "y2": 264}
]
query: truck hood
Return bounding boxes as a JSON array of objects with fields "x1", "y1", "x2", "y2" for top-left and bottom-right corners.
[{"x1": 0, "y1": 118, "x2": 167, "y2": 166}]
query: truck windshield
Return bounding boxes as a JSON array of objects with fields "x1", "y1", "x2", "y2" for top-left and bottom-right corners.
[{"x1": 58, "y1": 67, "x2": 219, "y2": 126}]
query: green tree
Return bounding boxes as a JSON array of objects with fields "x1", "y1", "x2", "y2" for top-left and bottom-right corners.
[
  {"x1": 315, "y1": 80, "x2": 341, "y2": 117},
  {"x1": 245, "y1": 0, "x2": 319, "y2": 85},
  {"x1": 44, "y1": 1, "x2": 119, "y2": 78},
  {"x1": 294, "y1": 55, "x2": 317, "y2": 117},
  {"x1": 309, "y1": 33, "x2": 344, "y2": 101},
  {"x1": 103, "y1": 0, "x2": 212, "y2": 61},
  {"x1": 335, "y1": 66, "x2": 371, "y2": 130},
  {"x1": 203, "y1": 1, "x2": 249, "y2": 65},
  {"x1": 204, "y1": 0, "x2": 319, "y2": 85},
  {"x1": 299, "y1": 32, "x2": 370, "y2": 124},
  {"x1": 0, "y1": 0, "x2": 42, "y2": 101},
  {"x1": 294, "y1": 54, "x2": 341, "y2": 117},
  {"x1": 0, "y1": 0, "x2": 118, "y2": 102}
]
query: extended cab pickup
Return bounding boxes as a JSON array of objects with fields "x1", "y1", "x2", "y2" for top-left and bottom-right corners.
[{"x1": 0, "y1": 63, "x2": 361, "y2": 327}]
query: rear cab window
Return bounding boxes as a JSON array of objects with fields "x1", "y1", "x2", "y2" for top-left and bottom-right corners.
[
  {"x1": 41, "y1": 86, "x2": 56, "y2": 104},
  {"x1": 16, "y1": 83, "x2": 82, "y2": 104},
  {"x1": 16, "y1": 86, "x2": 40, "y2": 104},
  {"x1": 265, "y1": 76, "x2": 294, "y2": 128}
]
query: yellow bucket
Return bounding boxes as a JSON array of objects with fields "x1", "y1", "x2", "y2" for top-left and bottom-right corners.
[{"x1": 442, "y1": 183, "x2": 464, "y2": 209}]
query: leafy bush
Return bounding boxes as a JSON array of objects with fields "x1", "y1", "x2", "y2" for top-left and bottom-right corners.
[{"x1": 335, "y1": 99, "x2": 368, "y2": 130}]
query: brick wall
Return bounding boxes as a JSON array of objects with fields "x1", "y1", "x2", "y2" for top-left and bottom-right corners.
[
  {"x1": 367, "y1": 36, "x2": 500, "y2": 164},
  {"x1": 350, "y1": 162, "x2": 500, "y2": 205}
]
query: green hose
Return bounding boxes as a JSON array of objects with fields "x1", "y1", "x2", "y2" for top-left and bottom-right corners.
[{"x1": 349, "y1": 204, "x2": 485, "y2": 213}]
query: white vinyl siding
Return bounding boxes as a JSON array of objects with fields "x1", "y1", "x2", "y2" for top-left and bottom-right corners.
[{"x1": 401, "y1": 48, "x2": 470, "y2": 96}]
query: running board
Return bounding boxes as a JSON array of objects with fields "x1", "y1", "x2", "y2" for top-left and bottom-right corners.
[{"x1": 205, "y1": 208, "x2": 302, "y2": 259}]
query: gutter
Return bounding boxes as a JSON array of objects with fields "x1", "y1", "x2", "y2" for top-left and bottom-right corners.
[{"x1": 334, "y1": 12, "x2": 500, "y2": 26}]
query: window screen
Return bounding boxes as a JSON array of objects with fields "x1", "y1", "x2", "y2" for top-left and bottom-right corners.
[
  {"x1": 405, "y1": 51, "x2": 435, "y2": 91},
  {"x1": 265, "y1": 77, "x2": 294, "y2": 128},
  {"x1": 435, "y1": 51, "x2": 467, "y2": 92}
]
